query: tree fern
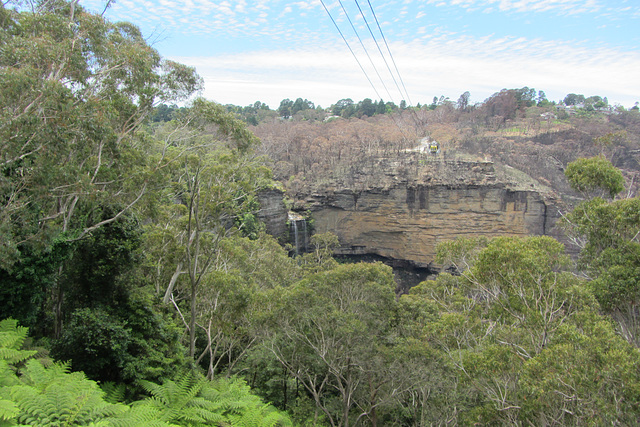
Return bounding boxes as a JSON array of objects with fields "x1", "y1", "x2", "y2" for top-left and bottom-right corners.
[
  {"x1": 101, "y1": 382, "x2": 126, "y2": 405},
  {"x1": 134, "y1": 373, "x2": 291, "y2": 426},
  {"x1": 0, "y1": 319, "x2": 37, "y2": 368},
  {"x1": 203, "y1": 377, "x2": 292, "y2": 427},
  {"x1": 109, "y1": 402, "x2": 177, "y2": 427},
  {"x1": 0, "y1": 398, "x2": 18, "y2": 426},
  {"x1": 9, "y1": 359, "x2": 129, "y2": 426},
  {"x1": 1, "y1": 319, "x2": 290, "y2": 426},
  {"x1": 137, "y1": 372, "x2": 225, "y2": 425},
  {"x1": 0, "y1": 318, "x2": 34, "y2": 425}
]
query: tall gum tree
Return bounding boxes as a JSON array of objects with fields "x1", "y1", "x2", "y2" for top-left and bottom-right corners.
[
  {"x1": 142, "y1": 99, "x2": 271, "y2": 363},
  {"x1": 416, "y1": 236, "x2": 640, "y2": 424},
  {"x1": 562, "y1": 157, "x2": 640, "y2": 347},
  {"x1": 259, "y1": 262, "x2": 397, "y2": 427},
  {"x1": 0, "y1": 1, "x2": 201, "y2": 335}
]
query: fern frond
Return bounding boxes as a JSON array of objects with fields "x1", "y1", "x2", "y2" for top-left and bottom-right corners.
[
  {"x1": 0, "y1": 398, "x2": 19, "y2": 422},
  {"x1": 101, "y1": 382, "x2": 126, "y2": 404},
  {"x1": 111, "y1": 401, "x2": 181, "y2": 427},
  {"x1": 0, "y1": 319, "x2": 37, "y2": 365},
  {"x1": 259, "y1": 405, "x2": 294, "y2": 427},
  {"x1": 205, "y1": 377, "x2": 293, "y2": 427},
  {"x1": 7, "y1": 359, "x2": 128, "y2": 426}
]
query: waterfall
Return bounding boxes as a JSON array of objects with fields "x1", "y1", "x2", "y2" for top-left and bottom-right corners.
[
  {"x1": 299, "y1": 219, "x2": 308, "y2": 254},
  {"x1": 288, "y1": 212, "x2": 308, "y2": 256},
  {"x1": 292, "y1": 220, "x2": 299, "y2": 255}
]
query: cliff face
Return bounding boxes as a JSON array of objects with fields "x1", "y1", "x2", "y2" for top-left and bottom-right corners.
[
  {"x1": 298, "y1": 160, "x2": 560, "y2": 269},
  {"x1": 257, "y1": 189, "x2": 289, "y2": 242}
]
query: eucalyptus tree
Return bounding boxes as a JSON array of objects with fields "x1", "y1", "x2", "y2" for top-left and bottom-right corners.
[
  {"x1": 259, "y1": 262, "x2": 397, "y2": 427},
  {"x1": 0, "y1": 0, "x2": 200, "y2": 335},
  {"x1": 562, "y1": 157, "x2": 640, "y2": 347},
  {"x1": 564, "y1": 155, "x2": 625, "y2": 200},
  {"x1": 142, "y1": 99, "x2": 272, "y2": 363},
  {"x1": 415, "y1": 236, "x2": 640, "y2": 424}
]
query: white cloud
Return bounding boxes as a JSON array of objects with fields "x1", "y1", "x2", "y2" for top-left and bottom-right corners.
[
  {"x1": 170, "y1": 34, "x2": 640, "y2": 108},
  {"x1": 76, "y1": 0, "x2": 639, "y2": 108},
  {"x1": 293, "y1": 1, "x2": 321, "y2": 11},
  {"x1": 419, "y1": 0, "x2": 606, "y2": 15}
]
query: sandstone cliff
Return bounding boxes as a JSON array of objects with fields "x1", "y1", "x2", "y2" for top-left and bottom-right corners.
[
  {"x1": 257, "y1": 188, "x2": 289, "y2": 242},
  {"x1": 295, "y1": 158, "x2": 562, "y2": 269}
]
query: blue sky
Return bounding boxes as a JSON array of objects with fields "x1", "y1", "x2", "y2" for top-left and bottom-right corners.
[{"x1": 80, "y1": 0, "x2": 639, "y2": 109}]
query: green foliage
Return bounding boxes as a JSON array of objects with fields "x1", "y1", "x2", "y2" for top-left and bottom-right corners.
[
  {"x1": 217, "y1": 234, "x2": 302, "y2": 290},
  {"x1": 0, "y1": 0, "x2": 205, "y2": 367},
  {"x1": 189, "y1": 98, "x2": 261, "y2": 153},
  {"x1": 51, "y1": 308, "x2": 132, "y2": 384},
  {"x1": 1, "y1": 320, "x2": 290, "y2": 426},
  {"x1": 0, "y1": 320, "x2": 127, "y2": 426},
  {"x1": 9, "y1": 360, "x2": 128, "y2": 426},
  {"x1": 260, "y1": 262, "x2": 397, "y2": 426},
  {"x1": 519, "y1": 312, "x2": 640, "y2": 425},
  {"x1": 564, "y1": 93, "x2": 586, "y2": 106},
  {"x1": 0, "y1": 319, "x2": 36, "y2": 377},
  {"x1": 296, "y1": 231, "x2": 340, "y2": 273},
  {"x1": 136, "y1": 373, "x2": 291, "y2": 426},
  {"x1": 0, "y1": 1, "x2": 200, "y2": 253},
  {"x1": 48, "y1": 208, "x2": 188, "y2": 388},
  {"x1": 0, "y1": 319, "x2": 33, "y2": 424},
  {"x1": 435, "y1": 236, "x2": 488, "y2": 272},
  {"x1": 61, "y1": 207, "x2": 142, "y2": 311},
  {"x1": 564, "y1": 155, "x2": 625, "y2": 199},
  {"x1": 0, "y1": 238, "x2": 73, "y2": 330},
  {"x1": 141, "y1": 98, "x2": 273, "y2": 362},
  {"x1": 418, "y1": 235, "x2": 640, "y2": 424},
  {"x1": 564, "y1": 197, "x2": 640, "y2": 267},
  {"x1": 562, "y1": 190, "x2": 640, "y2": 346},
  {"x1": 50, "y1": 293, "x2": 188, "y2": 389}
]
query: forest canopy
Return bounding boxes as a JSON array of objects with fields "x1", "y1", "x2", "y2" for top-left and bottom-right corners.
[{"x1": 1, "y1": 1, "x2": 640, "y2": 426}]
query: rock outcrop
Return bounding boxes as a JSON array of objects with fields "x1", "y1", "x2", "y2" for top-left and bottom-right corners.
[
  {"x1": 257, "y1": 188, "x2": 289, "y2": 242},
  {"x1": 297, "y1": 159, "x2": 561, "y2": 270}
]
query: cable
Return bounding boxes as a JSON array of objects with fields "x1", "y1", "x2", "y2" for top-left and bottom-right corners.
[
  {"x1": 319, "y1": 0, "x2": 383, "y2": 102},
  {"x1": 319, "y1": 0, "x2": 414, "y2": 141},
  {"x1": 354, "y1": 0, "x2": 405, "y2": 105},
  {"x1": 337, "y1": 0, "x2": 395, "y2": 104},
  {"x1": 363, "y1": 0, "x2": 424, "y2": 136},
  {"x1": 366, "y1": 0, "x2": 413, "y2": 107}
]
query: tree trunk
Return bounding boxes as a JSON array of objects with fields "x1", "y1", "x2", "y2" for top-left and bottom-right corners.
[{"x1": 189, "y1": 282, "x2": 197, "y2": 358}]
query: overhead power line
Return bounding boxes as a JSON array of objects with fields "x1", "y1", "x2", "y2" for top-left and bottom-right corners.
[
  {"x1": 318, "y1": 0, "x2": 383, "y2": 102},
  {"x1": 319, "y1": 0, "x2": 415, "y2": 109},
  {"x1": 319, "y1": 0, "x2": 421, "y2": 140},
  {"x1": 353, "y1": 0, "x2": 405, "y2": 105},
  {"x1": 365, "y1": 0, "x2": 413, "y2": 107},
  {"x1": 362, "y1": 0, "x2": 423, "y2": 133},
  {"x1": 337, "y1": 0, "x2": 396, "y2": 103}
]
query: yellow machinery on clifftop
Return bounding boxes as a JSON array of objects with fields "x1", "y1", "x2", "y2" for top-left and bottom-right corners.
[{"x1": 429, "y1": 140, "x2": 440, "y2": 154}]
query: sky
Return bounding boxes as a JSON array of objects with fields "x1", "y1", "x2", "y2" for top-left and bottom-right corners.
[{"x1": 79, "y1": 0, "x2": 640, "y2": 109}]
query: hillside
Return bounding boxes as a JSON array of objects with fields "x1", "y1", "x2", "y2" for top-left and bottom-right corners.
[{"x1": 251, "y1": 103, "x2": 640, "y2": 206}]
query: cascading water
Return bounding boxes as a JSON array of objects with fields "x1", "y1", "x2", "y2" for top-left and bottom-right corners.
[{"x1": 288, "y1": 212, "x2": 308, "y2": 256}]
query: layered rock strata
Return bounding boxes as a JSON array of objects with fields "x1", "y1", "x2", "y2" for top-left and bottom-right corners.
[
  {"x1": 299, "y1": 160, "x2": 559, "y2": 269},
  {"x1": 257, "y1": 188, "x2": 289, "y2": 242}
]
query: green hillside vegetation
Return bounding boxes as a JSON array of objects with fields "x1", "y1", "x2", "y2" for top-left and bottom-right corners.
[{"x1": 1, "y1": 1, "x2": 640, "y2": 425}]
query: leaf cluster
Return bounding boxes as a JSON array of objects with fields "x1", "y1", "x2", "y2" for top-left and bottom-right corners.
[
  {"x1": 0, "y1": 319, "x2": 292, "y2": 426},
  {"x1": 565, "y1": 155, "x2": 625, "y2": 199}
]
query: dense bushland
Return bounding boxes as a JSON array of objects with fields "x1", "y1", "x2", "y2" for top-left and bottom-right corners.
[{"x1": 1, "y1": 1, "x2": 640, "y2": 426}]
